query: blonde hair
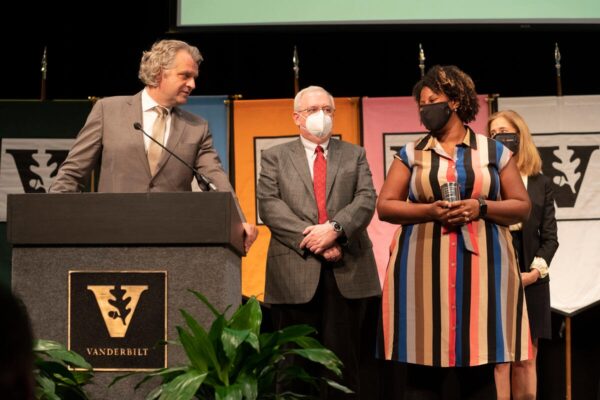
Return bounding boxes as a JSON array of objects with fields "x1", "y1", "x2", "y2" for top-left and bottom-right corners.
[
  {"x1": 488, "y1": 110, "x2": 542, "y2": 176},
  {"x1": 138, "y1": 40, "x2": 203, "y2": 87}
]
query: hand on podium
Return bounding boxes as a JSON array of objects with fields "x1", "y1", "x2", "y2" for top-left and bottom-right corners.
[{"x1": 242, "y1": 223, "x2": 258, "y2": 253}]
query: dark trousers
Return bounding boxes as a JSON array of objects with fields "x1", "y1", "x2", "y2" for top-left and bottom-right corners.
[
  {"x1": 271, "y1": 267, "x2": 379, "y2": 400},
  {"x1": 404, "y1": 363, "x2": 496, "y2": 400}
]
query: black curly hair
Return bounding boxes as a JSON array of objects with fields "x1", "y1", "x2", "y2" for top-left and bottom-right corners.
[{"x1": 412, "y1": 65, "x2": 479, "y2": 124}]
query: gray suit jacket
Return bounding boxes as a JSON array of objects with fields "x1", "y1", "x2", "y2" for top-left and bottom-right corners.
[
  {"x1": 49, "y1": 91, "x2": 233, "y2": 194},
  {"x1": 257, "y1": 138, "x2": 381, "y2": 304}
]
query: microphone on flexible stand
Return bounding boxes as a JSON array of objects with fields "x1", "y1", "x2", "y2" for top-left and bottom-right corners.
[{"x1": 133, "y1": 122, "x2": 217, "y2": 191}]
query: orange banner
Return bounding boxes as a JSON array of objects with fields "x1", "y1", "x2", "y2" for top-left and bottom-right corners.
[{"x1": 233, "y1": 98, "x2": 361, "y2": 300}]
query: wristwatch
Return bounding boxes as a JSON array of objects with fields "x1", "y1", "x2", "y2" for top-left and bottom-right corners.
[
  {"x1": 478, "y1": 196, "x2": 487, "y2": 218},
  {"x1": 330, "y1": 220, "x2": 343, "y2": 233}
]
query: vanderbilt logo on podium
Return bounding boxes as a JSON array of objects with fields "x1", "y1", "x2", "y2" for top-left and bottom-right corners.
[
  {"x1": 87, "y1": 285, "x2": 148, "y2": 337},
  {"x1": 69, "y1": 271, "x2": 166, "y2": 371}
]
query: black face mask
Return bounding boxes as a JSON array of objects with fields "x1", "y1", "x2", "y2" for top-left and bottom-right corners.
[
  {"x1": 494, "y1": 133, "x2": 520, "y2": 153},
  {"x1": 419, "y1": 102, "x2": 453, "y2": 133}
]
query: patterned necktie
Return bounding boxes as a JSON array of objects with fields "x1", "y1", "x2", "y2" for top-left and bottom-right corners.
[
  {"x1": 148, "y1": 105, "x2": 168, "y2": 175},
  {"x1": 313, "y1": 145, "x2": 329, "y2": 224}
]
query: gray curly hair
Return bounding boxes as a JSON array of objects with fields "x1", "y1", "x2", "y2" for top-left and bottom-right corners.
[{"x1": 138, "y1": 40, "x2": 203, "y2": 87}]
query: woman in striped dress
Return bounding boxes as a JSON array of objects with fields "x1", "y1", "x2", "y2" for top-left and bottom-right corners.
[{"x1": 377, "y1": 65, "x2": 532, "y2": 399}]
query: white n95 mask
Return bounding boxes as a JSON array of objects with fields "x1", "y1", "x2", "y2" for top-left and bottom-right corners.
[{"x1": 305, "y1": 110, "x2": 333, "y2": 138}]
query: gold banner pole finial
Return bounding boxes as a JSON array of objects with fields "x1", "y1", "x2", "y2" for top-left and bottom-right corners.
[
  {"x1": 418, "y1": 43, "x2": 426, "y2": 78},
  {"x1": 555, "y1": 42, "x2": 563, "y2": 97},
  {"x1": 41, "y1": 46, "x2": 48, "y2": 101},
  {"x1": 293, "y1": 45, "x2": 300, "y2": 95}
]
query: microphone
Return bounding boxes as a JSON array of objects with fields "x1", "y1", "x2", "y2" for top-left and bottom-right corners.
[{"x1": 133, "y1": 122, "x2": 217, "y2": 191}]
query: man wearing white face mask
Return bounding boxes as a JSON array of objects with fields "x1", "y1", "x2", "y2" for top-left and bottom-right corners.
[{"x1": 257, "y1": 86, "x2": 381, "y2": 399}]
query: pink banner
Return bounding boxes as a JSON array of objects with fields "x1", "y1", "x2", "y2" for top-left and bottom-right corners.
[{"x1": 362, "y1": 95, "x2": 490, "y2": 285}]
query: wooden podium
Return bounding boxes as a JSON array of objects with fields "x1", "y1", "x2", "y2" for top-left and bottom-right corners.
[{"x1": 7, "y1": 192, "x2": 244, "y2": 398}]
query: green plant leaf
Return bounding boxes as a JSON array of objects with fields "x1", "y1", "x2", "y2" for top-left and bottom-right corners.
[
  {"x1": 146, "y1": 384, "x2": 164, "y2": 400},
  {"x1": 177, "y1": 326, "x2": 209, "y2": 372},
  {"x1": 182, "y1": 308, "x2": 230, "y2": 383},
  {"x1": 35, "y1": 374, "x2": 59, "y2": 399},
  {"x1": 180, "y1": 309, "x2": 223, "y2": 374},
  {"x1": 35, "y1": 360, "x2": 78, "y2": 385},
  {"x1": 229, "y1": 297, "x2": 261, "y2": 336},
  {"x1": 323, "y1": 377, "x2": 354, "y2": 394},
  {"x1": 109, "y1": 371, "x2": 141, "y2": 388},
  {"x1": 289, "y1": 336, "x2": 325, "y2": 350},
  {"x1": 138, "y1": 367, "x2": 189, "y2": 389},
  {"x1": 47, "y1": 349, "x2": 90, "y2": 370},
  {"x1": 189, "y1": 290, "x2": 224, "y2": 318},
  {"x1": 273, "y1": 325, "x2": 317, "y2": 346},
  {"x1": 34, "y1": 339, "x2": 92, "y2": 370},
  {"x1": 33, "y1": 340, "x2": 93, "y2": 399},
  {"x1": 34, "y1": 339, "x2": 64, "y2": 352},
  {"x1": 221, "y1": 327, "x2": 250, "y2": 361},
  {"x1": 180, "y1": 309, "x2": 209, "y2": 341},
  {"x1": 214, "y1": 383, "x2": 243, "y2": 400},
  {"x1": 235, "y1": 372, "x2": 258, "y2": 400},
  {"x1": 209, "y1": 314, "x2": 227, "y2": 343},
  {"x1": 288, "y1": 348, "x2": 343, "y2": 377},
  {"x1": 110, "y1": 366, "x2": 186, "y2": 390},
  {"x1": 276, "y1": 390, "x2": 314, "y2": 399},
  {"x1": 71, "y1": 370, "x2": 94, "y2": 386},
  {"x1": 244, "y1": 332, "x2": 260, "y2": 353},
  {"x1": 207, "y1": 313, "x2": 229, "y2": 371},
  {"x1": 257, "y1": 331, "x2": 278, "y2": 350},
  {"x1": 53, "y1": 383, "x2": 89, "y2": 399},
  {"x1": 275, "y1": 364, "x2": 314, "y2": 384},
  {"x1": 159, "y1": 369, "x2": 207, "y2": 400}
]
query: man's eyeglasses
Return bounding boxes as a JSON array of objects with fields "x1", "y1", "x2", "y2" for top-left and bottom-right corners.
[{"x1": 296, "y1": 106, "x2": 335, "y2": 116}]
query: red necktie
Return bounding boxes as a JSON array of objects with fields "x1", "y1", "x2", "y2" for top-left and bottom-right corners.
[{"x1": 313, "y1": 145, "x2": 328, "y2": 224}]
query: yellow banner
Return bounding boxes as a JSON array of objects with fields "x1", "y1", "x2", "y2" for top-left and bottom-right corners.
[{"x1": 233, "y1": 98, "x2": 361, "y2": 300}]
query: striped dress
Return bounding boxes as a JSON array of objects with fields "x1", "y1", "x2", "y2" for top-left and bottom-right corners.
[{"x1": 378, "y1": 128, "x2": 532, "y2": 367}]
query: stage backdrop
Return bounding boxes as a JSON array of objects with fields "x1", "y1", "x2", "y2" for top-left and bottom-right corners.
[
  {"x1": 362, "y1": 95, "x2": 490, "y2": 285},
  {"x1": 233, "y1": 98, "x2": 361, "y2": 300},
  {"x1": 0, "y1": 100, "x2": 92, "y2": 286},
  {"x1": 180, "y1": 95, "x2": 230, "y2": 173},
  {"x1": 498, "y1": 95, "x2": 600, "y2": 315}
]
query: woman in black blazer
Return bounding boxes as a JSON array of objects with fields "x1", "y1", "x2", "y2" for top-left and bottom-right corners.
[{"x1": 488, "y1": 110, "x2": 559, "y2": 400}]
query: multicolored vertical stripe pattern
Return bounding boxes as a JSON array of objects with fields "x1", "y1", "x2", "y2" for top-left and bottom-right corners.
[{"x1": 379, "y1": 128, "x2": 532, "y2": 367}]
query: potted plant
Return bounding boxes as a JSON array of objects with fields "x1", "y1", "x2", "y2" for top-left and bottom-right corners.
[
  {"x1": 33, "y1": 339, "x2": 94, "y2": 400},
  {"x1": 114, "y1": 290, "x2": 351, "y2": 399}
]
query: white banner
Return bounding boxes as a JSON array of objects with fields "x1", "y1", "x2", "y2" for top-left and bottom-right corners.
[
  {"x1": 498, "y1": 96, "x2": 600, "y2": 315},
  {"x1": 0, "y1": 138, "x2": 74, "y2": 221}
]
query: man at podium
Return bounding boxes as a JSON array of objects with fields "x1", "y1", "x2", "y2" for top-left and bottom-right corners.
[
  {"x1": 49, "y1": 39, "x2": 257, "y2": 252},
  {"x1": 257, "y1": 86, "x2": 381, "y2": 398}
]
